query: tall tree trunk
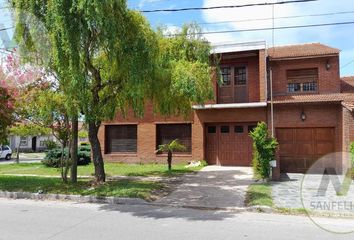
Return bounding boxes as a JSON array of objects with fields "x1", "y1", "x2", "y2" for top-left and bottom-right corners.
[
  {"x1": 15, "y1": 142, "x2": 20, "y2": 164},
  {"x1": 88, "y1": 121, "x2": 105, "y2": 183},
  {"x1": 70, "y1": 116, "x2": 78, "y2": 183},
  {"x1": 60, "y1": 142, "x2": 67, "y2": 183},
  {"x1": 167, "y1": 150, "x2": 172, "y2": 171}
]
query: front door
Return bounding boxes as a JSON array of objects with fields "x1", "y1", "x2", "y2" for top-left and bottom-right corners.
[{"x1": 32, "y1": 137, "x2": 37, "y2": 152}]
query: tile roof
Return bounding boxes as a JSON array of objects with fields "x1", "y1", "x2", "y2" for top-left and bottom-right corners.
[
  {"x1": 270, "y1": 93, "x2": 354, "y2": 104},
  {"x1": 268, "y1": 43, "x2": 340, "y2": 60},
  {"x1": 342, "y1": 101, "x2": 354, "y2": 112},
  {"x1": 341, "y1": 76, "x2": 354, "y2": 93}
]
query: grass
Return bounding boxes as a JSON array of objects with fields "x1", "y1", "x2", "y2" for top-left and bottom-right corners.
[
  {"x1": 0, "y1": 176, "x2": 162, "y2": 200},
  {"x1": 276, "y1": 207, "x2": 308, "y2": 215},
  {"x1": 245, "y1": 183, "x2": 273, "y2": 207},
  {"x1": 0, "y1": 162, "x2": 203, "y2": 177}
]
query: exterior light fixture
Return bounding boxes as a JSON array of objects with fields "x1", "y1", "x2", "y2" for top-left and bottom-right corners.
[
  {"x1": 301, "y1": 111, "x2": 306, "y2": 121},
  {"x1": 326, "y1": 60, "x2": 331, "y2": 70}
]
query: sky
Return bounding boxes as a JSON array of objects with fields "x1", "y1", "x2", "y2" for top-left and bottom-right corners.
[{"x1": 1, "y1": 0, "x2": 354, "y2": 76}]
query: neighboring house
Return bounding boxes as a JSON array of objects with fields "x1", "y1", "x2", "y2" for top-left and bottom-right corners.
[
  {"x1": 8, "y1": 135, "x2": 58, "y2": 152},
  {"x1": 98, "y1": 42, "x2": 354, "y2": 178},
  {"x1": 8, "y1": 121, "x2": 88, "y2": 152}
]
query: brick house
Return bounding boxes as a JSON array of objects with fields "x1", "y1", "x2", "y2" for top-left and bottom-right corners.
[{"x1": 98, "y1": 42, "x2": 354, "y2": 177}]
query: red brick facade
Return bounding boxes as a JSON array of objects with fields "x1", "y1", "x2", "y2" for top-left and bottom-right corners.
[{"x1": 98, "y1": 42, "x2": 354, "y2": 175}]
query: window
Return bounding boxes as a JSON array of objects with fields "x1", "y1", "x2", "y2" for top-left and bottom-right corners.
[
  {"x1": 234, "y1": 126, "x2": 244, "y2": 133},
  {"x1": 208, "y1": 126, "x2": 216, "y2": 134},
  {"x1": 39, "y1": 141, "x2": 46, "y2": 147},
  {"x1": 1, "y1": 146, "x2": 9, "y2": 151},
  {"x1": 105, "y1": 125, "x2": 137, "y2": 153},
  {"x1": 287, "y1": 83, "x2": 301, "y2": 93},
  {"x1": 303, "y1": 82, "x2": 317, "y2": 92},
  {"x1": 221, "y1": 67, "x2": 231, "y2": 86},
  {"x1": 20, "y1": 137, "x2": 27, "y2": 146},
  {"x1": 287, "y1": 68, "x2": 318, "y2": 93},
  {"x1": 248, "y1": 125, "x2": 257, "y2": 133},
  {"x1": 156, "y1": 124, "x2": 191, "y2": 153},
  {"x1": 234, "y1": 66, "x2": 247, "y2": 85},
  {"x1": 220, "y1": 126, "x2": 230, "y2": 133}
]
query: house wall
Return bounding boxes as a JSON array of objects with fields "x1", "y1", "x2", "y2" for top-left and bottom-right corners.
[
  {"x1": 218, "y1": 53, "x2": 261, "y2": 103},
  {"x1": 342, "y1": 107, "x2": 354, "y2": 152},
  {"x1": 272, "y1": 103, "x2": 342, "y2": 151},
  {"x1": 9, "y1": 135, "x2": 57, "y2": 152},
  {"x1": 99, "y1": 103, "x2": 193, "y2": 163},
  {"x1": 270, "y1": 55, "x2": 340, "y2": 96}
]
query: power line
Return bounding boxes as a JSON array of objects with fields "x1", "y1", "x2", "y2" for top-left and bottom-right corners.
[
  {"x1": 196, "y1": 10, "x2": 354, "y2": 26},
  {"x1": 341, "y1": 60, "x2": 354, "y2": 69},
  {"x1": 165, "y1": 21, "x2": 354, "y2": 36},
  {"x1": 141, "y1": 0, "x2": 317, "y2": 13},
  {"x1": 0, "y1": 26, "x2": 14, "y2": 32}
]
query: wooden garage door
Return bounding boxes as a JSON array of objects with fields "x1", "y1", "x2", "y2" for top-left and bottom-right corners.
[
  {"x1": 206, "y1": 123, "x2": 254, "y2": 166},
  {"x1": 276, "y1": 128, "x2": 335, "y2": 173}
]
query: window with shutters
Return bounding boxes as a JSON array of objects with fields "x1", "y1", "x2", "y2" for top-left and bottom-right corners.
[
  {"x1": 105, "y1": 125, "x2": 137, "y2": 153},
  {"x1": 156, "y1": 124, "x2": 191, "y2": 153},
  {"x1": 286, "y1": 68, "x2": 318, "y2": 93}
]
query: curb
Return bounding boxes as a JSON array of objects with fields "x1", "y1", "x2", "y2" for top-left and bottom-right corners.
[
  {"x1": 0, "y1": 191, "x2": 148, "y2": 205},
  {"x1": 0, "y1": 191, "x2": 272, "y2": 213}
]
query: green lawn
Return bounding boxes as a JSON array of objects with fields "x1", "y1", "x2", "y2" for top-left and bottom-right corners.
[
  {"x1": 0, "y1": 162, "x2": 203, "y2": 177},
  {"x1": 0, "y1": 176, "x2": 162, "y2": 200},
  {"x1": 245, "y1": 183, "x2": 273, "y2": 207}
]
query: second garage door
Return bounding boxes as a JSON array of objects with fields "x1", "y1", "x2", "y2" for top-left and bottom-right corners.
[
  {"x1": 276, "y1": 128, "x2": 335, "y2": 173},
  {"x1": 206, "y1": 123, "x2": 255, "y2": 166}
]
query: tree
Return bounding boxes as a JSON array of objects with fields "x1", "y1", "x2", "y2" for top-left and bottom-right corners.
[
  {"x1": 157, "y1": 139, "x2": 186, "y2": 171},
  {"x1": 0, "y1": 85, "x2": 14, "y2": 145},
  {"x1": 11, "y1": 1, "x2": 214, "y2": 183},
  {"x1": 1, "y1": 52, "x2": 43, "y2": 144},
  {"x1": 9, "y1": 123, "x2": 51, "y2": 163},
  {"x1": 249, "y1": 122, "x2": 278, "y2": 180}
]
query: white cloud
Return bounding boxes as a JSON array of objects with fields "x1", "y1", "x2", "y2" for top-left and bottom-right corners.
[
  {"x1": 138, "y1": 0, "x2": 166, "y2": 8},
  {"x1": 202, "y1": 0, "x2": 354, "y2": 46}
]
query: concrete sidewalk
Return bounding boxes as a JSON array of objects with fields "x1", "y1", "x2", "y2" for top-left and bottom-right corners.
[{"x1": 156, "y1": 166, "x2": 255, "y2": 209}]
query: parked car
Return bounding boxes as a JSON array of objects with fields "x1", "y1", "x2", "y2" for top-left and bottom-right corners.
[{"x1": 0, "y1": 145, "x2": 12, "y2": 160}]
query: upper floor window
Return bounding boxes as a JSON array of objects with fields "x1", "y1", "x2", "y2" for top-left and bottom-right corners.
[
  {"x1": 221, "y1": 67, "x2": 231, "y2": 86},
  {"x1": 235, "y1": 66, "x2": 247, "y2": 85},
  {"x1": 287, "y1": 68, "x2": 318, "y2": 93}
]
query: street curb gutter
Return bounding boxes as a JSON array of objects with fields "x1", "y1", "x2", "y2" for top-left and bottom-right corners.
[{"x1": 0, "y1": 191, "x2": 272, "y2": 213}]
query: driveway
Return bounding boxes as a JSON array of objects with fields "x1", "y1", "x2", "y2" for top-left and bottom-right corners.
[
  {"x1": 156, "y1": 166, "x2": 254, "y2": 209},
  {"x1": 272, "y1": 173, "x2": 354, "y2": 212}
]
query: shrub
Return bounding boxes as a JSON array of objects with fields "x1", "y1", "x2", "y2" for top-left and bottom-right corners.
[
  {"x1": 42, "y1": 147, "x2": 91, "y2": 168},
  {"x1": 44, "y1": 140, "x2": 58, "y2": 150},
  {"x1": 79, "y1": 145, "x2": 91, "y2": 152},
  {"x1": 249, "y1": 122, "x2": 278, "y2": 180}
]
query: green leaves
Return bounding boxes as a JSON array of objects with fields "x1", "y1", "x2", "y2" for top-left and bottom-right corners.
[
  {"x1": 157, "y1": 139, "x2": 187, "y2": 153},
  {"x1": 250, "y1": 122, "x2": 279, "y2": 180}
]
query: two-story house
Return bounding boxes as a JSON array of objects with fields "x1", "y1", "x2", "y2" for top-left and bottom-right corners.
[{"x1": 98, "y1": 41, "x2": 354, "y2": 178}]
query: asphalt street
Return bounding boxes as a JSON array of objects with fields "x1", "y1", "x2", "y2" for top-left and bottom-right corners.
[{"x1": 0, "y1": 198, "x2": 353, "y2": 240}]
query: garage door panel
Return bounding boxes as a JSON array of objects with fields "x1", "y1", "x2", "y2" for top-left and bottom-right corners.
[
  {"x1": 277, "y1": 127, "x2": 335, "y2": 173},
  {"x1": 296, "y1": 143, "x2": 314, "y2": 155},
  {"x1": 206, "y1": 123, "x2": 254, "y2": 166},
  {"x1": 276, "y1": 128, "x2": 293, "y2": 142},
  {"x1": 279, "y1": 143, "x2": 296, "y2": 155},
  {"x1": 316, "y1": 143, "x2": 334, "y2": 155},
  {"x1": 315, "y1": 128, "x2": 334, "y2": 141},
  {"x1": 295, "y1": 128, "x2": 313, "y2": 141}
]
